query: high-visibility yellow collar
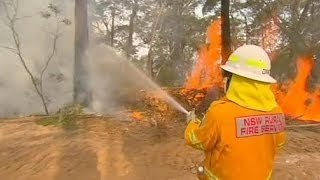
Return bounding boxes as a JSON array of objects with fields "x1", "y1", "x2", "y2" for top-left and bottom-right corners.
[{"x1": 226, "y1": 74, "x2": 278, "y2": 111}]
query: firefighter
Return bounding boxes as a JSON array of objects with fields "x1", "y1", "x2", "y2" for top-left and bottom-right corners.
[{"x1": 185, "y1": 45, "x2": 286, "y2": 180}]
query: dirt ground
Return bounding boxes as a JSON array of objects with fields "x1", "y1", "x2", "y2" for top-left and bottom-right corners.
[{"x1": 0, "y1": 116, "x2": 319, "y2": 180}]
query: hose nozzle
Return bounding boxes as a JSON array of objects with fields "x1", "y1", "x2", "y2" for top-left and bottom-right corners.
[{"x1": 186, "y1": 108, "x2": 196, "y2": 123}]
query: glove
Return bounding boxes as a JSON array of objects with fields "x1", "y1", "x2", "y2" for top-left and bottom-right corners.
[{"x1": 186, "y1": 109, "x2": 196, "y2": 123}]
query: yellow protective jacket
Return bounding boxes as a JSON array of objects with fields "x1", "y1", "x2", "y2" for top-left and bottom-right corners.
[{"x1": 185, "y1": 75, "x2": 286, "y2": 180}]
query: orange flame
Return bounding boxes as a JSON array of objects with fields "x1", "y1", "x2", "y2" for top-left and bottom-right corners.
[
  {"x1": 185, "y1": 19, "x2": 223, "y2": 89},
  {"x1": 275, "y1": 56, "x2": 320, "y2": 121},
  {"x1": 185, "y1": 18, "x2": 320, "y2": 122}
]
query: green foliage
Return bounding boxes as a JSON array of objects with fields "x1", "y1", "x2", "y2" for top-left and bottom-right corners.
[
  {"x1": 92, "y1": 0, "x2": 319, "y2": 86},
  {"x1": 41, "y1": 3, "x2": 72, "y2": 26},
  {"x1": 92, "y1": 0, "x2": 207, "y2": 86},
  {"x1": 248, "y1": 0, "x2": 319, "y2": 82},
  {"x1": 150, "y1": 0, "x2": 207, "y2": 85},
  {"x1": 36, "y1": 104, "x2": 83, "y2": 130},
  {"x1": 202, "y1": 0, "x2": 219, "y2": 14}
]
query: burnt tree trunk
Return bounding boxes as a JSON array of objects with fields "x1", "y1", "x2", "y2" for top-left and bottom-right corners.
[
  {"x1": 126, "y1": 0, "x2": 138, "y2": 58},
  {"x1": 221, "y1": 0, "x2": 232, "y2": 64},
  {"x1": 74, "y1": 0, "x2": 91, "y2": 107}
]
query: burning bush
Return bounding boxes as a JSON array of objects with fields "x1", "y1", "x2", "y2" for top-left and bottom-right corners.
[{"x1": 183, "y1": 19, "x2": 320, "y2": 122}]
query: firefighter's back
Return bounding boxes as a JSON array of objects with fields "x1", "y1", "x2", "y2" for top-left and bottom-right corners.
[{"x1": 208, "y1": 99, "x2": 286, "y2": 180}]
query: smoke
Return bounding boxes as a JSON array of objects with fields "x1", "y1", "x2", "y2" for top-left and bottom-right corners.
[
  {"x1": 88, "y1": 42, "x2": 188, "y2": 115},
  {"x1": 0, "y1": 0, "x2": 184, "y2": 118},
  {"x1": 89, "y1": 44, "x2": 156, "y2": 114},
  {"x1": 0, "y1": 0, "x2": 74, "y2": 117}
]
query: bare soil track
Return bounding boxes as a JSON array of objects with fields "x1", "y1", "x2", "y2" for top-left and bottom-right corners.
[{"x1": 0, "y1": 117, "x2": 319, "y2": 180}]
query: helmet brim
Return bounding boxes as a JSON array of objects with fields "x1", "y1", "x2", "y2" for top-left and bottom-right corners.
[{"x1": 220, "y1": 65, "x2": 277, "y2": 83}]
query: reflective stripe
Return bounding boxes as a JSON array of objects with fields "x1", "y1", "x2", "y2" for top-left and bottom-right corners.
[
  {"x1": 229, "y1": 54, "x2": 240, "y2": 62},
  {"x1": 188, "y1": 130, "x2": 204, "y2": 150},
  {"x1": 246, "y1": 59, "x2": 268, "y2": 68},
  {"x1": 277, "y1": 142, "x2": 285, "y2": 147},
  {"x1": 204, "y1": 167, "x2": 219, "y2": 180},
  {"x1": 228, "y1": 54, "x2": 268, "y2": 69},
  {"x1": 267, "y1": 170, "x2": 273, "y2": 180}
]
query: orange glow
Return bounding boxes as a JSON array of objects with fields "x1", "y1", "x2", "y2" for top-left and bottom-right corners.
[
  {"x1": 130, "y1": 111, "x2": 144, "y2": 121},
  {"x1": 185, "y1": 19, "x2": 223, "y2": 89},
  {"x1": 274, "y1": 56, "x2": 320, "y2": 121}
]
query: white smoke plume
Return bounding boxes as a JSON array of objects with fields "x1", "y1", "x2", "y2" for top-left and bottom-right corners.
[
  {"x1": 0, "y1": 0, "x2": 184, "y2": 118},
  {"x1": 0, "y1": 0, "x2": 74, "y2": 117}
]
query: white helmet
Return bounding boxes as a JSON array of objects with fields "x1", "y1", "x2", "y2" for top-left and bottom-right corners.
[{"x1": 220, "y1": 45, "x2": 276, "y2": 83}]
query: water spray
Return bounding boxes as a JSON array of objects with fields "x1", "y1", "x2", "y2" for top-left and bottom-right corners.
[{"x1": 161, "y1": 93, "x2": 188, "y2": 114}]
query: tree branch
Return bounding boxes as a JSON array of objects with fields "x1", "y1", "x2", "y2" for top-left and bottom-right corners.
[
  {"x1": 16, "y1": 13, "x2": 38, "y2": 20},
  {"x1": 2, "y1": 0, "x2": 49, "y2": 115},
  {"x1": 39, "y1": 19, "x2": 60, "y2": 95},
  {"x1": 232, "y1": 1, "x2": 250, "y2": 43},
  {"x1": 298, "y1": 0, "x2": 313, "y2": 26},
  {"x1": 92, "y1": 21, "x2": 110, "y2": 35},
  {"x1": 102, "y1": 19, "x2": 111, "y2": 33},
  {"x1": 0, "y1": 45, "x2": 18, "y2": 54},
  {"x1": 147, "y1": 3, "x2": 165, "y2": 78}
]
